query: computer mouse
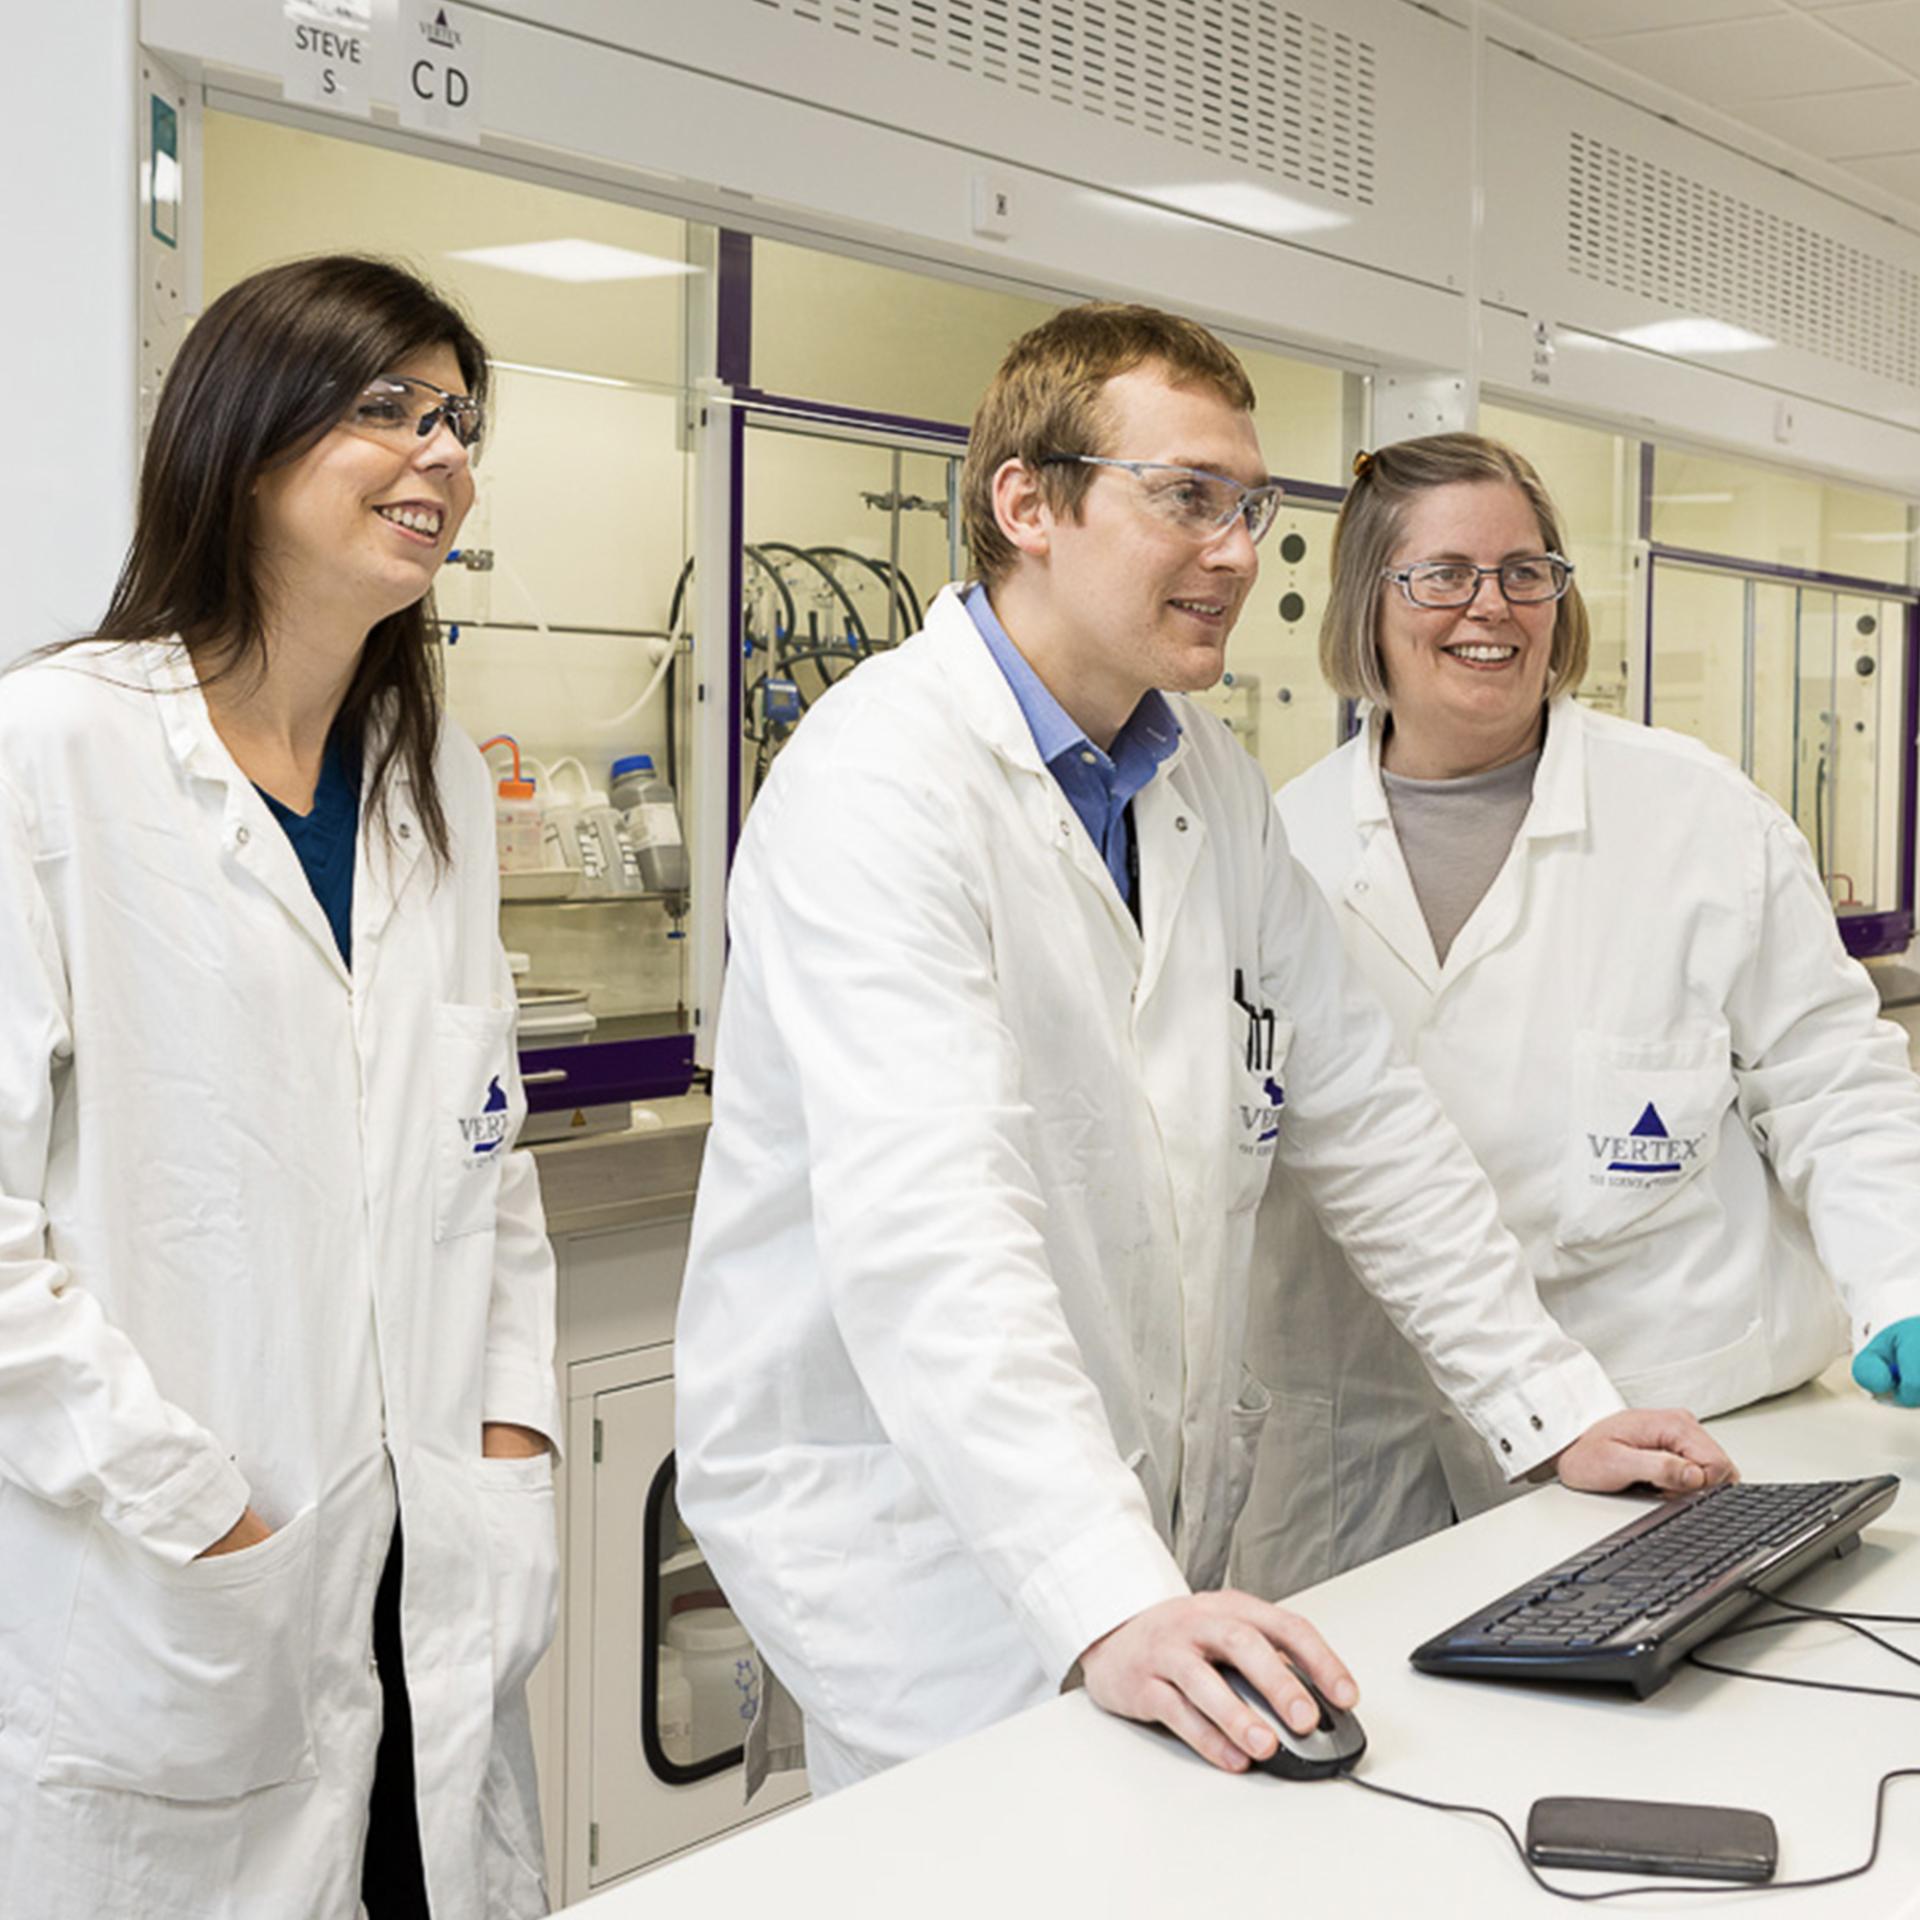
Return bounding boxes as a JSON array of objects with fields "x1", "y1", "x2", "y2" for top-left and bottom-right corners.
[{"x1": 1218, "y1": 1664, "x2": 1367, "y2": 1780}]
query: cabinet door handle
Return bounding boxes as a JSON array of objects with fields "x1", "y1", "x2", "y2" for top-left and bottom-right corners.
[{"x1": 522, "y1": 1069, "x2": 569, "y2": 1086}]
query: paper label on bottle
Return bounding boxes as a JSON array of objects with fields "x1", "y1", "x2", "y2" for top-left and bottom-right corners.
[
  {"x1": 636, "y1": 802, "x2": 683, "y2": 849},
  {"x1": 575, "y1": 820, "x2": 606, "y2": 878}
]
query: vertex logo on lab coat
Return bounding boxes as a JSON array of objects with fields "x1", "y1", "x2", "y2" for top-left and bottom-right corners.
[
  {"x1": 1585, "y1": 1101, "x2": 1702, "y2": 1189},
  {"x1": 459, "y1": 1076, "x2": 511, "y2": 1158},
  {"x1": 1237, "y1": 1075, "x2": 1285, "y2": 1150}
]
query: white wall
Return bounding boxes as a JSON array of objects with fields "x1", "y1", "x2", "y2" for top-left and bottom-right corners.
[{"x1": 1, "y1": 0, "x2": 139, "y2": 665}]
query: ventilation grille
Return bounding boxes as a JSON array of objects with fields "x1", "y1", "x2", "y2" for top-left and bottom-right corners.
[
  {"x1": 752, "y1": 0, "x2": 1375, "y2": 204},
  {"x1": 1567, "y1": 130, "x2": 1920, "y2": 388}
]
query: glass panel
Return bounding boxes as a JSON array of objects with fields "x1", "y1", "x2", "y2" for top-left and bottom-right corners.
[
  {"x1": 751, "y1": 239, "x2": 1059, "y2": 423},
  {"x1": 1200, "y1": 503, "x2": 1345, "y2": 788},
  {"x1": 646, "y1": 1455, "x2": 756, "y2": 1778},
  {"x1": 200, "y1": 109, "x2": 707, "y2": 1072},
  {"x1": 1650, "y1": 448, "x2": 1914, "y2": 588},
  {"x1": 1237, "y1": 342, "x2": 1351, "y2": 490},
  {"x1": 1650, "y1": 564, "x2": 1912, "y2": 924},
  {"x1": 750, "y1": 238, "x2": 1354, "y2": 486},
  {"x1": 204, "y1": 110, "x2": 692, "y2": 386},
  {"x1": 1646, "y1": 564, "x2": 1746, "y2": 764},
  {"x1": 1479, "y1": 404, "x2": 1636, "y2": 717},
  {"x1": 741, "y1": 417, "x2": 962, "y2": 808},
  {"x1": 1815, "y1": 594, "x2": 1905, "y2": 919}
]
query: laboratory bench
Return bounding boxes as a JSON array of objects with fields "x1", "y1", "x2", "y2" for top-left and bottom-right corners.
[{"x1": 571, "y1": 1367, "x2": 1920, "y2": 1918}]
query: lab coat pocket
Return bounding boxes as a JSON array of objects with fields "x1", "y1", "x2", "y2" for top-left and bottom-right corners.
[
  {"x1": 1556, "y1": 1027, "x2": 1734, "y2": 1252},
  {"x1": 475, "y1": 1452, "x2": 560, "y2": 1702},
  {"x1": 40, "y1": 1502, "x2": 319, "y2": 1800},
  {"x1": 1228, "y1": 1016, "x2": 1294, "y2": 1213},
  {"x1": 435, "y1": 1001, "x2": 523, "y2": 1244},
  {"x1": 1224, "y1": 1370, "x2": 1275, "y2": 1529}
]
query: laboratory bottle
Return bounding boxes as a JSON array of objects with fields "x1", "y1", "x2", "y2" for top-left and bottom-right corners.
[
  {"x1": 609, "y1": 754, "x2": 691, "y2": 895},
  {"x1": 664, "y1": 1605, "x2": 762, "y2": 1760},
  {"x1": 541, "y1": 789, "x2": 643, "y2": 898},
  {"x1": 656, "y1": 1646, "x2": 695, "y2": 1767},
  {"x1": 494, "y1": 775, "x2": 544, "y2": 874}
]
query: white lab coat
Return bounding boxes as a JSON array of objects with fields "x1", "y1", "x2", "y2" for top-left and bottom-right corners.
[
  {"x1": 1236, "y1": 698, "x2": 1920, "y2": 1599},
  {"x1": 674, "y1": 589, "x2": 1622, "y2": 1793},
  {"x1": 0, "y1": 642, "x2": 561, "y2": 1920}
]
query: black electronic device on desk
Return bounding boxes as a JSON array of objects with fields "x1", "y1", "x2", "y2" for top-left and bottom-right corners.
[{"x1": 1411, "y1": 1476, "x2": 1901, "y2": 1696}]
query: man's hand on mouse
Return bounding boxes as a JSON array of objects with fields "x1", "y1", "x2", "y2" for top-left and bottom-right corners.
[
  {"x1": 1547, "y1": 1407, "x2": 1739, "y2": 1496},
  {"x1": 1077, "y1": 1591, "x2": 1357, "y2": 1774}
]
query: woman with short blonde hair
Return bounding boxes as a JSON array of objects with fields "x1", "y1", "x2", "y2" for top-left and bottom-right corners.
[{"x1": 1233, "y1": 431, "x2": 1920, "y2": 1603}]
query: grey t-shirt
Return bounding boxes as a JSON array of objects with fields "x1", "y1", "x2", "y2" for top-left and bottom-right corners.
[{"x1": 1380, "y1": 746, "x2": 1541, "y2": 967}]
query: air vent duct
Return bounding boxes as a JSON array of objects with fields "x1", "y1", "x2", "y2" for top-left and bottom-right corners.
[
  {"x1": 752, "y1": 1, "x2": 1375, "y2": 204},
  {"x1": 1566, "y1": 129, "x2": 1920, "y2": 388}
]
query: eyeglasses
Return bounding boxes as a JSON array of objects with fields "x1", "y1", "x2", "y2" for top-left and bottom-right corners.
[
  {"x1": 1039, "y1": 455, "x2": 1284, "y2": 546},
  {"x1": 1382, "y1": 554, "x2": 1573, "y2": 608},
  {"x1": 343, "y1": 374, "x2": 485, "y2": 451}
]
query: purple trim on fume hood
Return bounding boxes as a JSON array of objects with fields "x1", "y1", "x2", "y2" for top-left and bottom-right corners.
[
  {"x1": 1839, "y1": 908, "x2": 1914, "y2": 960},
  {"x1": 1282, "y1": 478, "x2": 1348, "y2": 507},
  {"x1": 1898, "y1": 600, "x2": 1920, "y2": 952},
  {"x1": 519, "y1": 1033, "x2": 697, "y2": 1115},
  {"x1": 717, "y1": 230, "x2": 753, "y2": 388},
  {"x1": 735, "y1": 386, "x2": 972, "y2": 446},
  {"x1": 1638, "y1": 441, "x2": 1654, "y2": 544},
  {"x1": 1647, "y1": 544, "x2": 1920, "y2": 602},
  {"x1": 1641, "y1": 534, "x2": 1656, "y2": 726},
  {"x1": 727, "y1": 404, "x2": 746, "y2": 859}
]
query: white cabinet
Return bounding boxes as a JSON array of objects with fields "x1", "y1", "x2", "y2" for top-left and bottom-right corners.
[
  {"x1": 571, "y1": 1357, "x2": 807, "y2": 1890},
  {"x1": 531, "y1": 1112, "x2": 807, "y2": 1909}
]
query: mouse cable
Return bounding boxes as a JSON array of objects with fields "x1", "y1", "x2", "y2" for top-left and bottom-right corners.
[
  {"x1": 1340, "y1": 1770, "x2": 1920, "y2": 1902},
  {"x1": 1341, "y1": 1604, "x2": 1920, "y2": 1902}
]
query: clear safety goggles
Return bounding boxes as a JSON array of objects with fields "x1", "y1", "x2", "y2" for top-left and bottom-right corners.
[
  {"x1": 1040, "y1": 454, "x2": 1284, "y2": 546},
  {"x1": 342, "y1": 373, "x2": 485, "y2": 451}
]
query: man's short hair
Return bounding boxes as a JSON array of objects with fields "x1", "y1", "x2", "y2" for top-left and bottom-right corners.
[{"x1": 961, "y1": 302, "x2": 1258, "y2": 588}]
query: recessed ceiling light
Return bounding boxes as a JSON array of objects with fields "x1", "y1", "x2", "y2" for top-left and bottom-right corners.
[
  {"x1": 1616, "y1": 318, "x2": 1773, "y2": 355},
  {"x1": 448, "y1": 239, "x2": 698, "y2": 283}
]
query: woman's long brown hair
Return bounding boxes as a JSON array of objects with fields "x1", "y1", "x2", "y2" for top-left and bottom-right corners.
[{"x1": 84, "y1": 253, "x2": 491, "y2": 866}]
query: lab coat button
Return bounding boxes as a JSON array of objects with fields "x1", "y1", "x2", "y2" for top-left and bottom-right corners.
[
  {"x1": 398, "y1": 822, "x2": 413, "y2": 840},
  {"x1": 1175, "y1": 815, "x2": 1189, "y2": 832},
  {"x1": 1499, "y1": 1437, "x2": 1513, "y2": 1454},
  {"x1": 1353, "y1": 879, "x2": 1368, "y2": 894},
  {"x1": 235, "y1": 825, "x2": 250, "y2": 847},
  {"x1": 1530, "y1": 1414, "x2": 1544, "y2": 1431}
]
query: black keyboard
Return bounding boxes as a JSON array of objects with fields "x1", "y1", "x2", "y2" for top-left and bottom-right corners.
[{"x1": 1411, "y1": 1475, "x2": 1901, "y2": 1698}]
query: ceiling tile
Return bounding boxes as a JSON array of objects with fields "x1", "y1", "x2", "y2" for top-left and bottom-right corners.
[
  {"x1": 1731, "y1": 79, "x2": 1920, "y2": 152},
  {"x1": 1585, "y1": 14, "x2": 1905, "y2": 101},
  {"x1": 1492, "y1": 0, "x2": 1782, "y2": 36},
  {"x1": 1810, "y1": 1, "x2": 1920, "y2": 73}
]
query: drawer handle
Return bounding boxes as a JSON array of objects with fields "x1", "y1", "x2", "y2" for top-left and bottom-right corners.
[{"x1": 522, "y1": 1069, "x2": 569, "y2": 1086}]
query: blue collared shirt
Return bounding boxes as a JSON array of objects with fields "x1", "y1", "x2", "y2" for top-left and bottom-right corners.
[{"x1": 965, "y1": 583, "x2": 1181, "y2": 914}]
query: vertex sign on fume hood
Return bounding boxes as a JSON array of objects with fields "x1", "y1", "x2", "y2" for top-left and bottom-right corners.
[
  {"x1": 398, "y1": 2, "x2": 485, "y2": 146},
  {"x1": 276, "y1": 1, "x2": 486, "y2": 145}
]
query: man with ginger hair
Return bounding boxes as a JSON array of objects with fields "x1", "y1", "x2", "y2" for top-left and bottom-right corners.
[{"x1": 674, "y1": 301, "x2": 1732, "y2": 1792}]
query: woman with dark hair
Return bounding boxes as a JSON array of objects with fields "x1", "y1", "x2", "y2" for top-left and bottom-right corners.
[
  {"x1": 1233, "y1": 432, "x2": 1920, "y2": 1604},
  {"x1": 0, "y1": 255, "x2": 558, "y2": 1918}
]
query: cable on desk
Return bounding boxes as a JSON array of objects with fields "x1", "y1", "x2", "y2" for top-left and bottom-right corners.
[
  {"x1": 1685, "y1": 1594, "x2": 1920, "y2": 1696},
  {"x1": 1345, "y1": 1599, "x2": 1919, "y2": 1901}
]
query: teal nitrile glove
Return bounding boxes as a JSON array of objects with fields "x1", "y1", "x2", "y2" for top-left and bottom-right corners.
[{"x1": 1852, "y1": 1316, "x2": 1920, "y2": 1408}]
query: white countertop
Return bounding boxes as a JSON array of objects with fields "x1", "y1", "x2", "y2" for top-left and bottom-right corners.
[{"x1": 575, "y1": 1366, "x2": 1920, "y2": 1918}]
